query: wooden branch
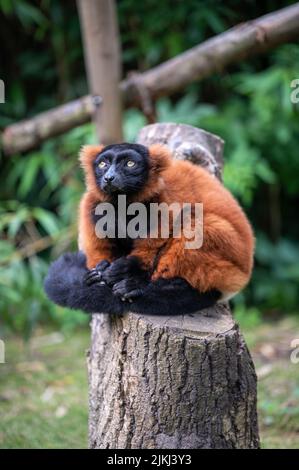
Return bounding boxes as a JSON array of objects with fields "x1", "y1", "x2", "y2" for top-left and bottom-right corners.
[
  {"x1": 77, "y1": 0, "x2": 123, "y2": 144},
  {"x1": 1, "y1": 95, "x2": 102, "y2": 154},
  {"x1": 88, "y1": 123, "x2": 260, "y2": 449},
  {"x1": 3, "y1": 3, "x2": 299, "y2": 154}
]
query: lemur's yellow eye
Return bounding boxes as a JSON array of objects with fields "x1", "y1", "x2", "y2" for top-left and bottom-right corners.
[
  {"x1": 127, "y1": 160, "x2": 135, "y2": 168},
  {"x1": 98, "y1": 161, "x2": 106, "y2": 169}
]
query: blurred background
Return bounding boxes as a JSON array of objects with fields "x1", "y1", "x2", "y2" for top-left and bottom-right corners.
[{"x1": 0, "y1": 0, "x2": 299, "y2": 449}]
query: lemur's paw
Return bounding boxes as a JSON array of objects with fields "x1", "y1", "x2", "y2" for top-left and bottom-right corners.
[
  {"x1": 112, "y1": 278, "x2": 146, "y2": 302},
  {"x1": 84, "y1": 259, "x2": 110, "y2": 286},
  {"x1": 84, "y1": 269, "x2": 105, "y2": 286},
  {"x1": 95, "y1": 259, "x2": 111, "y2": 272},
  {"x1": 102, "y1": 256, "x2": 143, "y2": 286}
]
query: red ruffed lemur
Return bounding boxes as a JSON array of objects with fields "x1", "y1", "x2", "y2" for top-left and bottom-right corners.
[
  {"x1": 73, "y1": 142, "x2": 254, "y2": 312},
  {"x1": 45, "y1": 142, "x2": 254, "y2": 315}
]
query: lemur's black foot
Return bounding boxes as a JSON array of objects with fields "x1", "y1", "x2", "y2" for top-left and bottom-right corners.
[
  {"x1": 102, "y1": 256, "x2": 147, "y2": 287},
  {"x1": 112, "y1": 277, "x2": 147, "y2": 302},
  {"x1": 84, "y1": 260, "x2": 110, "y2": 286}
]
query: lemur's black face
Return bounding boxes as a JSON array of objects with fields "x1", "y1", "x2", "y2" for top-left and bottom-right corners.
[{"x1": 94, "y1": 143, "x2": 150, "y2": 196}]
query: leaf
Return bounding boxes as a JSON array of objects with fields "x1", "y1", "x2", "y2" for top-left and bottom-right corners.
[
  {"x1": 32, "y1": 208, "x2": 60, "y2": 236},
  {"x1": 7, "y1": 207, "x2": 30, "y2": 238},
  {"x1": 0, "y1": 0, "x2": 14, "y2": 14},
  {"x1": 255, "y1": 161, "x2": 276, "y2": 184},
  {"x1": 18, "y1": 155, "x2": 41, "y2": 198},
  {"x1": 15, "y1": 0, "x2": 47, "y2": 28}
]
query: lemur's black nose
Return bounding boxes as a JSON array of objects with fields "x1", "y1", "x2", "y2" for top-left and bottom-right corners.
[{"x1": 104, "y1": 174, "x2": 115, "y2": 182}]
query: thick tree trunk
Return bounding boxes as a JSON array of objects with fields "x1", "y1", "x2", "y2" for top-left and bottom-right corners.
[
  {"x1": 87, "y1": 123, "x2": 259, "y2": 449},
  {"x1": 3, "y1": 3, "x2": 299, "y2": 154}
]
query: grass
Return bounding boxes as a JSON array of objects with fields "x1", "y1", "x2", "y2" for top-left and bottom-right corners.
[
  {"x1": 1, "y1": 315, "x2": 299, "y2": 448},
  {"x1": 240, "y1": 315, "x2": 299, "y2": 449},
  {"x1": 0, "y1": 328, "x2": 89, "y2": 449}
]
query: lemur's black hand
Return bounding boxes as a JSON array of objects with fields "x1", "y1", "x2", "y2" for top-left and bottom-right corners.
[
  {"x1": 112, "y1": 278, "x2": 147, "y2": 302},
  {"x1": 102, "y1": 256, "x2": 146, "y2": 287},
  {"x1": 84, "y1": 260, "x2": 110, "y2": 286}
]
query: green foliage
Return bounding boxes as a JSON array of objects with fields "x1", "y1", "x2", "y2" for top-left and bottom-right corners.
[
  {"x1": 0, "y1": 126, "x2": 94, "y2": 337},
  {"x1": 118, "y1": 0, "x2": 234, "y2": 69},
  {"x1": 234, "y1": 304, "x2": 263, "y2": 331},
  {"x1": 253, "y1": 235, "x2": 299, "y2": 312}
]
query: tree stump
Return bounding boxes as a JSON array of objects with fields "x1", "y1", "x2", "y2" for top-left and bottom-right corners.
[{"x1": 87, "y1": 123, "x2": 259, "y2": 449}]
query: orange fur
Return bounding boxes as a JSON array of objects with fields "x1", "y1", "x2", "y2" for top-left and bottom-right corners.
[
  {"x1": 78, "y1": 192, "x2": 114, "y2": 269},
  {"x1": 79, "y1": 144, "x2": 254, "y2": 295}
]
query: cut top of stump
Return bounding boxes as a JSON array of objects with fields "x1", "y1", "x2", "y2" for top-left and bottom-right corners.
[{"x1": 134, "y1": 303, "x2": 235, "y2": 340}]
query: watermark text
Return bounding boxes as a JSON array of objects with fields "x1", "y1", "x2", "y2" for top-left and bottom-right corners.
[
  {"x1": 94, "y1": 196, "x2": 203, "y2": 249},
  {"x1": 0, "y1": 339, "x2": 5, "y2": 363},
  {"x1": 290, "y1": 79, "x2": 299, "y2": 104},
  {"x1": 0, "y1": 79, "x2": 5, "y2": 104}
]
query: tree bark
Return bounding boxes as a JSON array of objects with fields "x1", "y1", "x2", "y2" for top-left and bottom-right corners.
[
  {"x1": 3, "y1": 3, "x2": 299, "y2": 154},
  {"x1": 77, "y1": 0, "x2": 123, "y2": 144},
  {"x1": 87, "y1": 123, "x2": 259, "y2": 449}
]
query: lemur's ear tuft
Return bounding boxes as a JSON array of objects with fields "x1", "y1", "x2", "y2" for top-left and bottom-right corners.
[
  {"x1": 79, "y1": 145, "x2": 104, "y2": 194},
  {"x1": 79, "y1": 145, "x2": 104, "y2": 170},
  {"x1": 148, "y1": 144, "x2": 172, "y2": 173}
]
